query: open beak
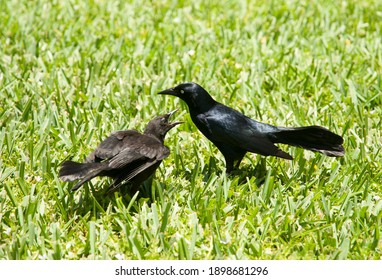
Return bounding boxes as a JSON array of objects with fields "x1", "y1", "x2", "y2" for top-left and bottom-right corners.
[
  {"x1": 158, "y1": 87, "x2": 177, "y2": 96},
  {"x1": 166, "y1": 108, "x2": 183, "y2": 127}
]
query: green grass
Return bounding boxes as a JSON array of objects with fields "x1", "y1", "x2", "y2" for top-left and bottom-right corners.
[{"x1": 0, "y1": 0, "x2": 381, "y2": 260}]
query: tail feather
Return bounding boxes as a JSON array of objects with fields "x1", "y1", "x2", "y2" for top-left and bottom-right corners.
[
  {"x1": 59, "y1": 161, "x2": 106, "y2": 191},
  {"x1": 273, "y1": 126, "x2": 345, "y2": 157}
]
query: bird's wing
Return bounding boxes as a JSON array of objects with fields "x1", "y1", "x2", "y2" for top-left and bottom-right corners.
[
  {"x1": 85, "y1": 129, "x2": 170, "y2": 169},
  {"x1": 105, "y1": 159, "x2": 159, "y2": 194},
  {"x1": 106, "y1": 143, "x2": 170, "y2": 193},
  {"x1": 107, "y1": 137, "x2": 170, "y2": 169},
  {"x1": 196, "y1": 108, "x2": 285, "y2": 157},
  {"x1": 85, "y1": 130, "x2": 142, "y2": 162}
]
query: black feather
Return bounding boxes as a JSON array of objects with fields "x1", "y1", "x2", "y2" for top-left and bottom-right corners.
[
  {"x1": 159, "y1": 82, "x2": 345, "y2": 173},
  {"x1": 272, "y1": 126, "x2": 345, "y2": 157}
]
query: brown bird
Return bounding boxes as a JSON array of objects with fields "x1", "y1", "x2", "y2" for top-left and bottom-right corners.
[{"x1": 59, "y1": 109, "x2": 182, "y2": 194}]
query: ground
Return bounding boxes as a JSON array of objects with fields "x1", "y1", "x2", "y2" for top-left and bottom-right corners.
[{"x1": 0, "y1": 0, "x2": 381, "y2": 259}]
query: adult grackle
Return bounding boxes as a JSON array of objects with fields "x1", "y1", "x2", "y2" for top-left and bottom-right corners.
[
  {"x1": 59, "y1": 109, "x2": 182, "y2": 194},
  {"x1": 159, "y1": 83, "x2": 344, "y2": 173}
]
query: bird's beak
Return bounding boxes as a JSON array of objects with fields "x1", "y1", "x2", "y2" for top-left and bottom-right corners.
[
  {"x1": 158, "y1": 87, "x2": 177, "y2": 96},
  {"x1": 167, "y1": 108, "x2": 179, "y2": 116},
  {"x1": 166, "y1": 108, "x2": 183, "y2": 127}
]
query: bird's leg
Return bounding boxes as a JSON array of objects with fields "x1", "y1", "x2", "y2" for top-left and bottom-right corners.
[
  {"x1": 225, "y1": 155, "x2": 244, "y2": 174},
  {"x1": 225, "y1": 159, "x2": 234, "y2": 174},
  {"x1": 253, "y1": 157, "x2": 267, "y2": 185}
]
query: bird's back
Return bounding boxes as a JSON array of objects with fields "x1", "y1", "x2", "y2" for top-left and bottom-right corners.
[
  {"x1": 190, "y1": 102, "x2": 286, "y2": 159},
  {"x1": 192, "y1": 102, "x2": 275, "y2": 141}
]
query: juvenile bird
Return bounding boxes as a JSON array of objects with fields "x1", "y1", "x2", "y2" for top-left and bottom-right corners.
[
  {"x1": 59, "y1": 109, "x2": 182, "y2": 194},
  {"x1": 159, "y1": 83, "x2": 344, "y2": 173}
]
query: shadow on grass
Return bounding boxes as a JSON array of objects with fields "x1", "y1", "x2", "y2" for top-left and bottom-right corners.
[
  {"x1": 233, "y1": 157, "x2": 269, "y2": 187},
  {"x1": 185, "y1": 155, "x2": 269, "y2": 188},
  {"x1": 61, "y1": 178, "x2": 158, "y2": 217},
  {"x1": 59, "y1": 153, "x2": 316, "y2": 218}
]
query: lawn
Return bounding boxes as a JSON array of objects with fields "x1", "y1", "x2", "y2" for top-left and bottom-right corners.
[{"x1": 0, "y1": 0, "x2": 381, "y2": 260}]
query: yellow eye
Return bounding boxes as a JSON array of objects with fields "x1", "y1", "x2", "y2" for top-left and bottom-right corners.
[{"x1": 180, "y1": 90, "x2": 184, "y2": 94}]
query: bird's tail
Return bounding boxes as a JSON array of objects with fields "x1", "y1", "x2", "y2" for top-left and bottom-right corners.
[
  {"x1": 59, "y1": 160, "x2": 106, "y2": 191},
  {"x1": 272, "y1": 126, "x2": 345, "y2": 157}
]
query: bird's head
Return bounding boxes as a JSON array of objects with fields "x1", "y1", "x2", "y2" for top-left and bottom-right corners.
[
  {"x1": 158, "y1": 82, "x2": 216, "y2": 112},
  {"x1": 144, "y1": 108, "x2": 183, "y2": 142}
]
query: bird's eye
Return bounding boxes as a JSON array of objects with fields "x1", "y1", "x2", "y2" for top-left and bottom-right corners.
[{"x1": 180, "y1": 90, "x2": 184, "y2": 94}]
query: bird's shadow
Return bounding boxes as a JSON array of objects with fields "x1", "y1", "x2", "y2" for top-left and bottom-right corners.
[
  {"x1": 64, "y1": 179, "x2": 156, "y2": 217},
  {"x1": 62, "y1": 157, "x2": 271, "y2": 218},
  {"x1": 183, "y1": 155, "x2": 269, "y2": 188},
  {"x1": 235, "y1": 157, "x2": 268, "y2": 186},
  {"x1": 225, "y1": 157, "x2": 269, "y2": 188}
]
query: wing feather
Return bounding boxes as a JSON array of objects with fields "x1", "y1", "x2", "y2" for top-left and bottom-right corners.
[
  {"x1": 105, "y1": 160, "x2": 159, "y2": 194},
  {"x1": 86, "y1": 130, "x2": 141, "y2": 162},
  {"x1": 196, "y1": 106, "x2": 285, "y2": 157}
]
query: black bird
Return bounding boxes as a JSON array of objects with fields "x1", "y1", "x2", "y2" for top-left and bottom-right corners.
[
  {"x1": 59, "y1": 109, "x2": 182, "y2": 194},
  {"x1": 159, "y1": 83, "x2": 344, "y2": 173}
]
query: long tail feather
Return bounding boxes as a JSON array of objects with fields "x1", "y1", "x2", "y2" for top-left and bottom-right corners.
[
  {"x1": 273, "y1": 126, "x2": 345, "y2": 157},
  {"x1": 59, "y1": 161, "x2": 106, "y2": 191}
]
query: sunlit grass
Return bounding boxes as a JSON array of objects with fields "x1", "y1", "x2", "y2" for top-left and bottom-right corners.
[{"x1": 0, "y1": 0, "x2": 381, "y2": 260}]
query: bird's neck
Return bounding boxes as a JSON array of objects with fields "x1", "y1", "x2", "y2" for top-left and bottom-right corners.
[
  {"x1": 144, "y1": 131, "x2": 165, "y2": 144},
  {"x1": 188, "y1": 94, "x2": 217, "y2": 114}
]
